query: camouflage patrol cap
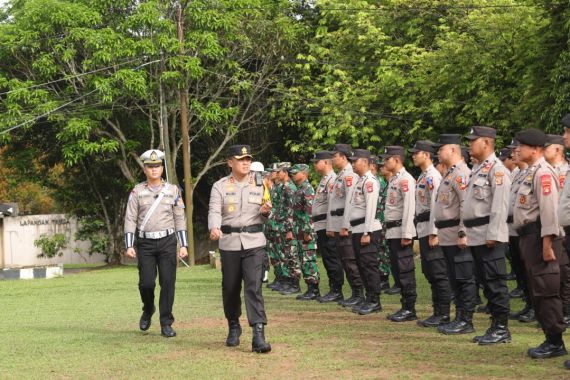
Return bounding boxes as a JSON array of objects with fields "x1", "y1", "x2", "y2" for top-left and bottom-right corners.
[
  {"x1": 140, "y1": 149, "x2": 165, "y2": 164},
  {"x1": 289, "y1": 164, "x2": 310, "y2": 175},
  {"x1": 277, "y1": 162, "x2": 291, "y2": 171}
]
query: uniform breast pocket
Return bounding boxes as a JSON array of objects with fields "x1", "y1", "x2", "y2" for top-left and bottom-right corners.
[
  {"x1": 437, "y1": 190, "x2": 452, "y2": 206},
  {"x1": 161, "y1": 196, "x2": 175, "y2": 206},
  {"x1": 516, "y1": 186, "x2": 533, "y2": 210},
  {"x1": 473, "y1": 177, "x2": 490, "y2": 200},
  {"x1": 247, "y1": 190, "x2": 263, "y2": 207}
]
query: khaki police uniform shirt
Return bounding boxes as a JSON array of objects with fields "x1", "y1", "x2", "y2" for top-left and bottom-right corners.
[
  {"x1": 463, "y1": 153, "x2": 511, "y2": 245},
  {"x1": 327, "y1": 163, "x2": 359, "y2": 232},
  {"x1": 513, "y1": 157, "x2": 560, "y2": 237},
  {"x1": 385, "y1": 167, "x2": 416, "y2": 240},
  {"x1": 349, "y1": 170, "x2": 381, "y2": 234},
  {"x1": 508, "y1": 166, "x2": 528, "y2": 237},
  {"x1": 208, "y1": 173, "x2": 267, "y2": 251},
  {"x1": 124, "y1": 180, "x2": 186, "y2": 234},
  {"x1": 415, "y1": 164, "x2": 442, "y2": 239},
  {"x1": 313, "y1": 170, "x2": 337, "y2": 232},
  {"x1": 433, "y1": 161, "x2": 471, "y2": 246},
  {"x1": 558, "y1": 161, "x2": 570, "y2": 228}
]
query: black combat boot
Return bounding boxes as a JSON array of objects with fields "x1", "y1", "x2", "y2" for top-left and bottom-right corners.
[
  {"x1": 563, "y1": 304, "x2": 570, "y2": 326},
  {"x1": 417, "y1": 304, "x2": 450, "y2": 328},
  {"x1": 379, "y1": 275, "x2": 390, "y2": 292},
  {"x1": 510, "y1": 298, "x2": 531, "y2": 320},
  {"x1": 384, "y1": 285, "x2": 401, "y2": 295},
  {"x1": 226, "y1": 319, "x2": 242, "y2": 347},
  {"x1": 437, "y1": 308, "x2": 461, "y2": 333},
  {"x1": 440, "y1": 309, "x2": 475, "y2": 335},
  {"x1": 477, "y1": 314, "x2": 511, "y2": 345},
  {"x1": 354, "y1": 293, "x2": 382, "y2": 315},
  {"x1": 252, "y1": 323, "x2": 271, "y2": 353},
  {"x1": 139, "y1": 305, "x2": 156, "y2": 331},
  {"x1": 272, "y1": 276, "x2": 289, "y2": 292},
  {"x1": 280, "y1": 278, "x2": 300, "y2": 295},
  {"x1": 528, "y1": 334, "x2": 567, "y2": 359},
  {"x1": 267, "y1": 274, "x2": 282, "y2": 290},
  {"x1": 318, "y1": 285, "x2": 344, "y2": 303},
  {"x1": 388, "y1": 299, "x2": 417, "y2": 322},
  {"x1": 339, "y1": 287, "x2": 365, "y2": 307},
  {"x1": 296, "y1": 283, "x2": 320, "y2": 301},
  {"x1": 509, "y1": 287, "x2": 524, "y2": 298}
]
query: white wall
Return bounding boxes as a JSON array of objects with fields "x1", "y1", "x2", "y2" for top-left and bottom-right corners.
[{"x1": 1, "y1": 214, "x2": 106, "y2": 268}]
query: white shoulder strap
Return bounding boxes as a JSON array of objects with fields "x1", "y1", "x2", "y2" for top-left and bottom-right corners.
[{"x1": 139, "y1": 183, "x2": 170, "y2": 232}]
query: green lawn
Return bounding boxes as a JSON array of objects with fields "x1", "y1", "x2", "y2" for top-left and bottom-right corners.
[{"x1": 1, "y1": 263, "x2": 568, "y2": 379}]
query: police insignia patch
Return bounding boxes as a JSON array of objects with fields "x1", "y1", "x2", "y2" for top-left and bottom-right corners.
[
  {"x1": 495, "y1": 171, "x2": 504, "y2": 186},
  {"x1": 541, "y1": 174, "x2": 552, "y2": 195},
  {"x1": 345, "y1": 176, "x2": 353, "y2": 187},
  {"x1": 519, "y1": 195, "x2": 526, "y2": 205},
  {"x1": 150, "y1": 151, "x2": 158, "y2": 161},
  {"x1": 366, "y1": 182, "x2": 374, "y2": 193},
  {"x1": 560, "y1": 174, "x2": 566, "y2": 188},
  {"x1": 401, "y1": 179, "x2": 409, "y2": 192},
  {"x1": 426, "y1": 177, "x2": 434, "y2": 190}
]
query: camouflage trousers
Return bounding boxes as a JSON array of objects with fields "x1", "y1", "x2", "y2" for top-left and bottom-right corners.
[
  {"x1": 377, "y1": 231, "x2": 391, "y2": 277},
  {"x1": 281, "y1": 232, "x2": 301, "y2": 280},
  {"x1": 296, "y1": 232, "x2": 320, "y2": 285},
  {"x1": 266, "y1": 232, "x2": 287, "y2": 278}
]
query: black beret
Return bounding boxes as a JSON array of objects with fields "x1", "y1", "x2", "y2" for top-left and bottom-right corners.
[
  {"x1": 465, "y1": 126, "x2": 496, "y2": 140},
  {"x1": 310, "y1": 151, "x2": 334, "y2": 162},
  {"x1": 349, "y1": 149, "x2": 372, "y2": 161},
  {"x1": 545, "y1": 134, "x2": 564, "y2": 146},
  {"x1": 409, "y1": 140, "x2": 436, "y2": 154},
  {"x1": 332, "y1": 144, "x2": 353, "y2": 158},
  {"x1": 498, "y1": 148, "x2": 512, "y2": 161},
  {"x1": 515, "y1": 128, "x2": 546, "y2": 147},
  {"x1": 433, "y1": 134, "x2": 462, "y2": 148}
]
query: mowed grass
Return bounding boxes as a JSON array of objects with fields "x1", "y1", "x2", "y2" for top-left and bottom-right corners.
[{"x1": 1, "y1": 261, "x2": 569, "y2": 379}]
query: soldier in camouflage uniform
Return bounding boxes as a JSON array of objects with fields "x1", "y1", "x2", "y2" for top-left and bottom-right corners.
[
  {"x1": 274, "y1": 162, "x2": 302, "y2": 295},
  {"x1": 266, "y1": 163, "x2": 288, "y2": 291},
  {"x1": 371, "y1": 155, "x2": 392, "y2": 291},
  {"x1": 290, "y1": 164, "x2": 321, "y2": 300}
]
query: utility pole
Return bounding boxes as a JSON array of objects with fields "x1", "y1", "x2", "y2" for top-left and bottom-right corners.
[{"x1": 177, "y1": 1, "x2": 195, "y2": 265}]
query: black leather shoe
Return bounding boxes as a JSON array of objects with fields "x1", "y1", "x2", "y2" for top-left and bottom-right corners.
[
  {"x1": 296, "y1": 284, "x2": 320, "y2": 301},
  {"x1": 528, "y1": 341, "x2": 567, "y2": 359},
  {"x1": 564, "y1": 360, "x2": 570, "y2": 369},
  {"x1": 417, "y1": 314, "x2": 450, "y2": 328},
  {"x1": 226, "y1": 320, "x2": 242, "y2": 347},
  {"x1": 388, "y1": 309, "x2": 417, "y2": 322},
  {"x1": 139, "y1": 306, "x2": 155, "y2": 331},
  {"x1": 478, "y1": 324, "x2": 511, "y2": 345},
  {"x1": 384, "y1": 286, "x2": 401, "y2": 295},
  {"x1": 518, "y1": 308, "x2": 536, "y2": 323},
  {"x1": 440, "y1": 320, "x2": 474, "y2": 335},
  {"x1": 356, "y1": 301, "x2": 382, "y2": 315},
  {"x1": 161, "y1": 325, "x2": 176, "y2": 338},
  {"x1": 252, "y1": 323, "x2": 271, "y2": 353},
  {"x1": 318, "y1": 290, "x2": 343, "y2": 303},
  {"x1": 509, "y1": 287, "x2": 524, "y2": 298},
  {"x1": 339, "y1": 288, "x2": 365, "y2": 307}
]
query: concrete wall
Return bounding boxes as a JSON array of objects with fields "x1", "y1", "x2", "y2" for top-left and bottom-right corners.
[{"x1": 1, "y1": 214, "x2": 106, "y2": 268}]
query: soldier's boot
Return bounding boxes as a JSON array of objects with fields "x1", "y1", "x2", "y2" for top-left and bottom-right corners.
[
  {"x1": 379, "y1": 275, "x2": 390, "y2": 292},
  {"x1": 440, "y1": 310, "x2": 475, "y2": 335},
  {"x1": 518, "y1": 300, "x2": 536, "y2": 323},
  {"x1": 510, "y1": 297, "x2": 531, "y2": 320},
  {"x1": 318, "y1": 285, "x2": 344, "y2": 303},
  {"x1": 339, "y1": 287, "x2": 365, "y2": 307},
  {"x1": 280, "y1": 278, "x2": 300, "y2": 295},
  {"x1": 355, "y1": 293, "x2": 382, "y2": 315},
  {"x1": 296, "y1": 283, "x2": 320, "y2": 301},
  {"x1": 225, "y1": 319, "x2": 242, "y2": 347},
  {"x1": 563, "y1": 304, "x2": 570, "y2": 326},
  {"x1": 527, "y1": 334, "x2": 567, "y2": 359},
  {"x1": 388, "y1": 299, "x2": 417, "y2": 322},
  {"x1": 251, "y1": 323, "x2": 271, "y2": 354},
  {"x1": 437, "y1": 308, "x2": 462, "y2": 333},
  {"x1": 565, "y1": 360, "x2": 570, "y2": 370},
  {"x1": 478, "y1": 314, "x2": 511, "y2": 345},
  {"x1": 417, "y1": 304, "x2": 450, "y2": 328},
  {"x1": 509, "y1": 287, "x2": 524, "y2": 298},
  {"x1": 384, "y1": 285, "x2": 401, "y2": 295},
  {"x1": 267, "y1": 274, "x2": 281, "y2": 290},
  {"x1": 272, "y1": 276, "x2": 289, "y2": 292}
]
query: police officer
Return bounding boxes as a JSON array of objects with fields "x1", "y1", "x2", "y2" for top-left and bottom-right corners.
[
  {"x1": 348, "y1": 149, "x2": 383, "y2": 315},
  {"x1": 208, "y1": 144, "x2": 272, "y2": 353},
  {"x1": 327, "y1": 144, "x2": 364, "y2": 307},
  {"x1": 512, "y1": 129, "x2": 566, "y2": 359},
  {"x1": 312, "y1": 151, "x2": 345, "y2": 302},
  {"x1": 545, "y1": 134, "x2": 570, "y2": 325},
  {"x1": 410, "y1": 140, "x2": 451, "y2": 328},
  {"x1": 463, "y1": 126, "x2": 512, "y2": 345},
  {"x1": 382, "y1": 146, "x2": 417, "y2": 322},
  {"x1": 559, "y1": 114, "x2": 570, "y2": 370},
  {"x1": 432, "y1": 135, "x2": 477, "y2": 335},
  {"x1": 124, "y1": 149, "x2": 188, "y2": 338},
  {"x1": 290, "y1": 163, "x2": 321, "y2": 300}
]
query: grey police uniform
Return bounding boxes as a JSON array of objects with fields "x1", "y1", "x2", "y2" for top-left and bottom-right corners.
[
  {"x1": 463, "y1": 153, "x2": 511, "y2": 322},
  {"x1": 327, "y1": 162, "x2": 363, "y2": 291},
  {"x1": 552, "y1": 160, "x2": 570, "y2": 322},
  {"x1": 208, "y1": 173, "x2": 268, "y2": 326}
]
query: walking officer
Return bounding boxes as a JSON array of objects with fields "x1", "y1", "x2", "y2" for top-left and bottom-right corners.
[
  {"x1": 432, "y1": 135, "x2": 477, "y2": 335},
  {"x1": 312, "y1": 151, "x2": 345, "y2": 302},
  {"x1": 348, "y1": 149, "x2": 383, "y2": 315},
  {"x1": 124, "y1": 149, "x2": 188, "y2": 338},
  {"x1": 463, "y1": 126, "x2": 512, "y2": 345},
  {"x1": 512, "y1": 129, "x2": 566, "y2": 359},
  {"x1": 327, "y1": 144, "x2": 364, "y2": 307},
  {"x1": 208, "y1": 144, "x2": 272, "y2": 353},
  {"x1": 410, "y1": 140, "x2": 451, "y2": 328},
  {"x1": 382, "y1": 146, "x2": 417, "y2": 322}
]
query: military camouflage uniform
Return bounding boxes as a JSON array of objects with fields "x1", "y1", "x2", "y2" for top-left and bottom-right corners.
[
  {"x1": 275, "y1": 180, "x2": 301, "y2": 280},
  {"x1": 293, "y1": 179, "x2": 320, "y2": 285},
  {"x1": 376, "y1": 175, "x2": 391, "y2": 276},
  {"x1": 267, "y1": 183, "x2": 287, "y2": 277}
]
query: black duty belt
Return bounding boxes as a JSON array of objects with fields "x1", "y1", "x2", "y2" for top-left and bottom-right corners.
[
  {"x1": 385, "y1": 220, "x2": 402, "y2": 229},
  {"x1": 516, "y1": 221, "x2": 541, "y2": 236},
  {"x1": 434, "y1": 219, "x2": 460, "y2": 229},
  {"x1": 463, "y1": 216, "x2": 490, "y2": 228},
  {"x1": 350, "y1": 217, "x2": 365, "y2": 227},
  {"x1": 313, "y1": 214, "x2": 327, "y2": 222},
  {"x1": 565, "y1": 226, "x2": 570, "y2": 236},
  {"x1": 330, "y1": 208, "x2": 345, "y2": 216},
  {"x1": 221, "y1": 224, "x2": 264, "y2": 234},
  {"x1": 414, "y1": 211, "x2": 430, "y2": 224},
  {"x1": 506, "y1": 215, "x2": 513, "y2": 224}
]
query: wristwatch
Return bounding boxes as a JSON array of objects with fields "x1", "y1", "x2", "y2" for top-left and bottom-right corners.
[{"x1": 458, "y1": 231, "x2": 466, "y2": 238}]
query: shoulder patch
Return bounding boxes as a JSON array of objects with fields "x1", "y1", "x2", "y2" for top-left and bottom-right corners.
[
  {"x1": 345, "y1": 176, "x2": 353, "y2": 187},
  {"x1": 366, "y1": 181, "x2": 374, "y2": 193},
  {"x1": 541, "y1": 174, "x2": 552, "y2": 195},
  {"x1": 401, "y1": 179, "x2": 409, "y2": 192},
  {"x1": 426, "y1": 176, "x2": 434, "y2": 190},
  {"x1": 495, "y1": 171, "x2": 504, "y2": 186}
]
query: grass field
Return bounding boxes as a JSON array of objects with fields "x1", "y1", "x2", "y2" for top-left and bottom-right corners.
[{"x1": 1, "y1": 262, "x2": 569, "y2": 379}]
